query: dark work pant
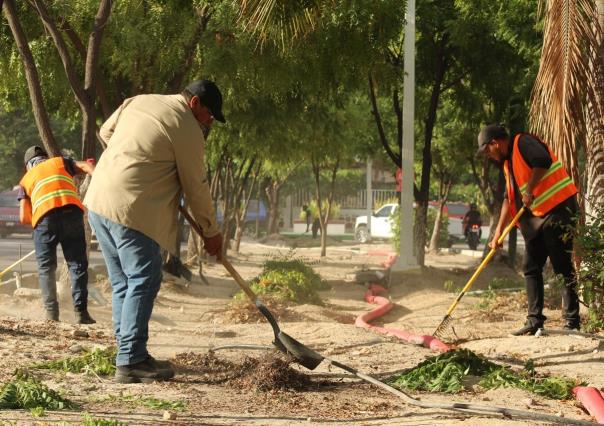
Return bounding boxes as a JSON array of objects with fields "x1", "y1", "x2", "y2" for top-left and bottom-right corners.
[
  {"x1": 522, "y1": 209, "x2": 579, "y2": 327},
  {"x1": 33, "y1": 206, "x2": 89, "y2": 313}
]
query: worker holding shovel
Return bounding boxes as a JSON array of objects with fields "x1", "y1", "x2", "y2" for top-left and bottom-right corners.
[
  {"x1": 18, "y1": 146, "x2": 96, "y2": 324},
  {"x1": 85, "y1": 80, "x2": 225, "y2": 384},
  {"x1": 477, "y1": 124, "x2": 580, "y2": 336}
]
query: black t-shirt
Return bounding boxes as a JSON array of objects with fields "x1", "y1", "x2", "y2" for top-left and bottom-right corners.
[{"x1": 505, "y1": 134, "x2": 576, "y2": 239}]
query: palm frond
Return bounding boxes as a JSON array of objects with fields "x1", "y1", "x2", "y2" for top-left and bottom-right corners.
[
  {"x1": 236, "y1": 0, "x2": 326, "y2": 50},
  {"x1": 529, "y1": 0, "x2": 604, "y2": 191}
]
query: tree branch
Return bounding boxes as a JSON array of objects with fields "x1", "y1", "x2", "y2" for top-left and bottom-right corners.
[
  {"x1": 368, "y1": 74, "x2": 400, "y2": 166},
  {"x1": 3, "y1": 0, "x2": 60, "y2": 156}
]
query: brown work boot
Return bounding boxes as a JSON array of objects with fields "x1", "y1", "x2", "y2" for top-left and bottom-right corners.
[
  {"x1": 45, "y1": 309, "x2": 59, "y2": 322},
  {"x1": 115, "y1": 357, "x2": 174, "y2": 384},
  {"x1": 75, "y1": 309, "x2": 96, "y2": 324}
]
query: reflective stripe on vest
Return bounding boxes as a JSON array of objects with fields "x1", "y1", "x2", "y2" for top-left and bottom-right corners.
[
  {"x1": 19, "y1": 157, "x2": 84, "y2": 227},
  {"x1": 509, "y1": 134, "x2": 577, "y2": 217}
]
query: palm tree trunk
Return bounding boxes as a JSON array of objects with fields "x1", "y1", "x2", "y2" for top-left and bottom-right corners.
[{"x1": 585, "y1": 0, "x2": 604, "y2": 215}]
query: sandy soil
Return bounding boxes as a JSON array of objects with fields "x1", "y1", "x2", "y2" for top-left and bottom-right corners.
[{"x1": 0, "y1": 237, "x2": 602, "y2": 425}]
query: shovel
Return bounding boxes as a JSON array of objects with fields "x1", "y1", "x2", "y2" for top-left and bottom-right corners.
[{"x1": 178, "y1": 205, "x2": 324, "y2": 370}]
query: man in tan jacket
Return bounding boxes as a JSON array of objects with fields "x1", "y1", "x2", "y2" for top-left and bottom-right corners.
[{"x1": 85, "y1": 80, "x2": 224, "y2": 383}]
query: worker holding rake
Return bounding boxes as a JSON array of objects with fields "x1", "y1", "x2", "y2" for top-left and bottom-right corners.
[{"x1": 477, "y1": 124, "x2": 580, "y2": 336}]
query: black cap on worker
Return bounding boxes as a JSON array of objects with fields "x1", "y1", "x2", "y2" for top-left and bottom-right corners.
[
  {"x1": 23, "y1": 146, "x2": 48, "y2": 165},
  {"x1": 184, "y1": 80, "x2": 226, "y2": 123},
  {"x1": 476, "y1": 123, "x2": 508, "y2": 156}
]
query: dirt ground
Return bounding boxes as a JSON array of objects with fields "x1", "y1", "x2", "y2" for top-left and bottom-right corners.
[{"x1": 0, "y1": 237, "x2": 602, "y2": 425}]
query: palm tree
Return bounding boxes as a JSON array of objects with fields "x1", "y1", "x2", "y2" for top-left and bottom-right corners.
[
  {"x1": 530, "y1": 0, "x2": 604, "y2": 213},
  {"x1": 236, "y1": 0, "x2": 326, "y2": 50}
]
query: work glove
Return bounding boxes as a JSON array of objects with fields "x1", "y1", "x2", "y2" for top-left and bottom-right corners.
[{"x1": 203, "y1": 233, "x2": 223, "y2": 260}]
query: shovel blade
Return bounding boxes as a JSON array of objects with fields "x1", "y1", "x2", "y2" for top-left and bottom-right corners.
[{"x1": 275, "y1": 331, "x2": 324, "y2": 370}]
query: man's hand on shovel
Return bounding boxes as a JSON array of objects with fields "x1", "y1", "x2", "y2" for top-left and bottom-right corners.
[{"x1": 203, "y1": 233, "x2": 223, "y2": 261}]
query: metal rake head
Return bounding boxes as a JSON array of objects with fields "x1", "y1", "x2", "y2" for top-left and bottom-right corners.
[{"x1": 433, "y1": 314, "x2": 454, "y2": 339}]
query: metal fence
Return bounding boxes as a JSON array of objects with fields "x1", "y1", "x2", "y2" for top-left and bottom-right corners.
[{"x1": 290, "y1": 189, "x2": 398, "y2": 209}]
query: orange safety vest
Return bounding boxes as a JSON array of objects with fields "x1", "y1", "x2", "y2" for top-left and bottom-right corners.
[
  {"x1": 19, "y1": 157, "x2": 84, "y2": 227},
  {"x1": 503, "y1": 134, "x2": 577, "y2": 218}
]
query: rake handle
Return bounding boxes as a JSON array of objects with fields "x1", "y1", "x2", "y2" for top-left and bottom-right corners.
[
  {"x1": 177, "y1": 205, "x2": 258, "y2": 303},
  {"x1": 443, "y1": 206, "x2": 526, "y2": 317},
  {"x1": 0, "y1": 249, "x2": 36, "y2": 281}
]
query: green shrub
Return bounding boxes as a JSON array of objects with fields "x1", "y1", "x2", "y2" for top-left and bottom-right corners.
[
  {"x1": 0, "y1": 370, "x2": 75, "y2": 410},
  {"x1": 389, "y1": 349, "x2": 580, "y2": 399},
  {"x1": 234, "y1": 255, "x2": 328, "y2": 305},
  {"x1": 573, "y1": 202, "x2": 604, "y2": 331}
]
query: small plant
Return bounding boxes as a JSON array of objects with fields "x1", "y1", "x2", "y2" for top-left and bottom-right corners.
[
  {"x1": 475, "y1": 287, "x2": 497, "y2": 310},
  {"x1": 389, "y1": 349, "x2": 581, "y2": 399},
  {"x1": 474, "y1": 277, "x2": 524, "y2": 311},
  {"x1": 0, "y1": 370, "x2": 75, "y2": 410},
  {"x1": 443, "y1": 280, "x2": 457, "y2": 293},
  {"x1": 29, "y1": 406, "x2": 45, "y2": 417},
  {"x1": 234, "y1": 254, "x2": 328, "y2": 305},
  {"x1": 32, "y1": 347, "x2": 117, "y2": 376},
  {"x1": 83, "y1": 413, "x2": 126, "y2": 426}
]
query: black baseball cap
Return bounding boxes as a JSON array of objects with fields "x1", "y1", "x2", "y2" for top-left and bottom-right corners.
[
  {"x1": 24, "y1": 146, "x2": 48, "y2": 165},
  {"x1": 184, "y1": 79, "x2": 226, "y2": 123},
  {"x1": 476, "y1": 123, "x2": 508, "y2": 155}
]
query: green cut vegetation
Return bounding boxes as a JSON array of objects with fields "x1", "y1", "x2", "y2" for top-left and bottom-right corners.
[
  {"x1": 32, "y1": 347, "x2": 117, "y2": 376},
  {"x1": 234, "y1": 255, "x2": 329, "y2": 305},
  {"x1": 389, "y1": 349, "x2": 581, "y2": 400},
  {"x1": 0, "y1": 370, "x2": 75, "y2": 410},
  {"x1": 96, "y1": 394, "x2": 185, "y2": 411}
]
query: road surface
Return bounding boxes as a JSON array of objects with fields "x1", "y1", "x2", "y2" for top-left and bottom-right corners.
[{"x1": 0, "y1": 234, "x2": 106, "y2": 277}]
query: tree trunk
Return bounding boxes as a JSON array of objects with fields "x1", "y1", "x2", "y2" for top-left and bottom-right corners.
[
  {"x1": 428, "y1": 179, "x2": 451, "y2": 252},
  {"x1": 3, "y1": 0, "x2": 61, "y2": 156},
  {"x1": 265, "y1": 181, "x2": 281, "y2": 235},
  {"x1": 255, "y1": 179, "x2": 262, "y2": 239},
  {"x1": 312, "y1": 156, "x2": 339, "y2": 258},
  {"x1": 414, "y1": 202, "x2": 428, "y2": 265},
  {"x1": 415, "y1": 36, "x2": 448, "y2": 266}
]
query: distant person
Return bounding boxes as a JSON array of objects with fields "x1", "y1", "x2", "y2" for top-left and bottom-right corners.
[
  {"x1": 302, "y1": 205, "x2": 312, "y2": 232},
  {"x1": 85, "y1": 79, "x2": 224, "y2": 383},
  {"x1": 477, "y1": 124, "x2": 580, "y2": 335},
  {"x1": 462, "y1": 203, "x2": 482, "y2": 239},
  {"x1": 18, "y1": 146, "x2": 96, "y2": 324}
]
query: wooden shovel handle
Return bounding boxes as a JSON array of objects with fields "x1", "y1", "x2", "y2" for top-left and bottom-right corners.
[{"x1": 177, "y1": 205, "x2": 258, "y2": 303}]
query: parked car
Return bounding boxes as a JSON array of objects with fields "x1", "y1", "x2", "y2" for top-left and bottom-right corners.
[
  {"x1": 354, "y1": 203, "x2": 398, "y2": 243},
  {"x1": 0, "y1": 188, "x2": 32, "y2": 238},
  {"x1": 354, "y1": 201, "x2": 470, "y2": 243}
]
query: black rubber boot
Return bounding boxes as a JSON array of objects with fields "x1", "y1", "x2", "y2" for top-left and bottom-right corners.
[{"x1": 75, "y1": 309, "x2": 96, "y2": 324}]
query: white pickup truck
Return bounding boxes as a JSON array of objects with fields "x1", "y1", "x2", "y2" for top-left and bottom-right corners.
[{"x1": 354, "y1": 203, "x2": 399, "y2": 243}]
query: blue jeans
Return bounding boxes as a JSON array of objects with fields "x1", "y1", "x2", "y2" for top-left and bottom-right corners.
[
  {"x1": 33, "y1": 205, "x2": 88, "y2": 313},
  {"x1": 88, "y1": 211, "x2": 162, "y2": 366}
]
